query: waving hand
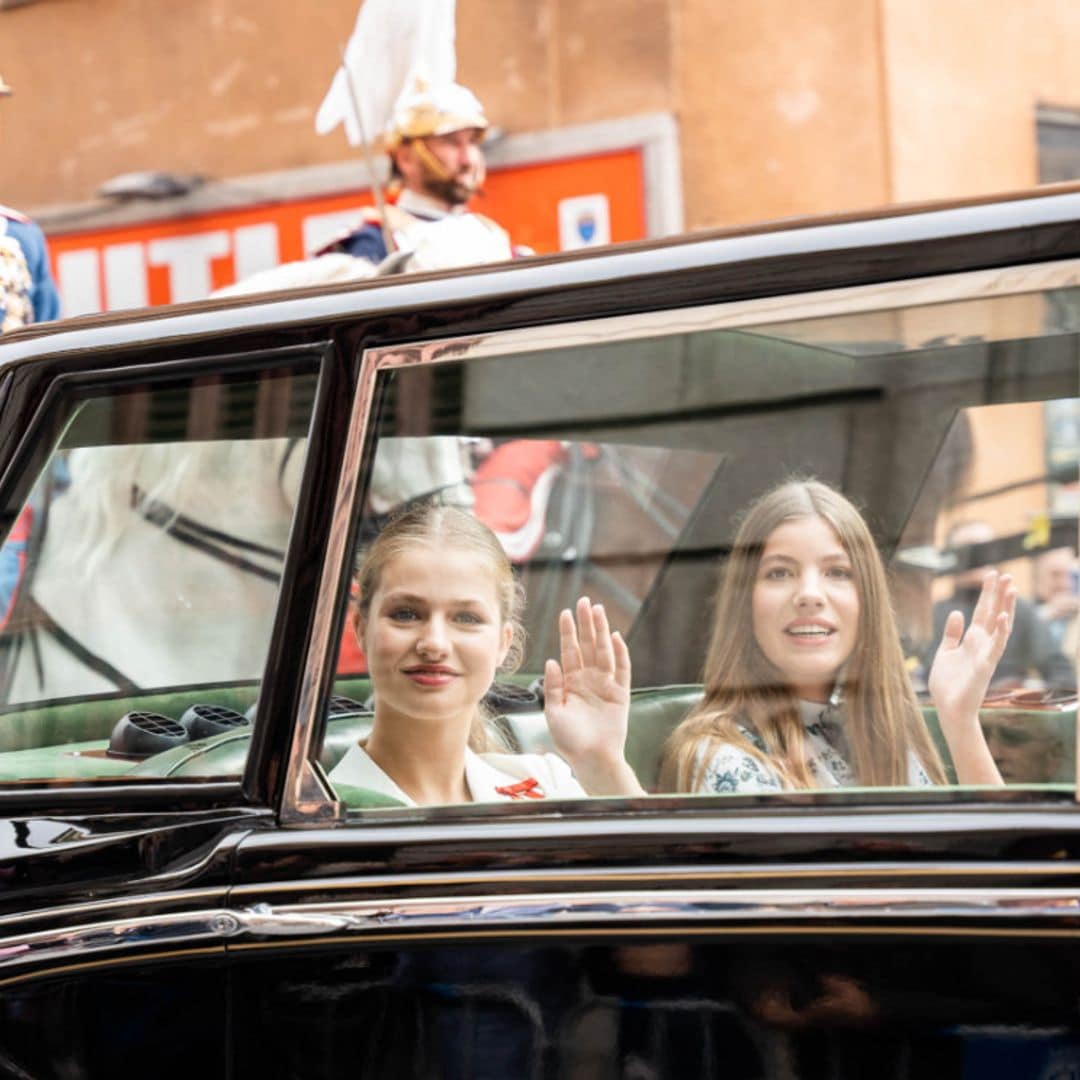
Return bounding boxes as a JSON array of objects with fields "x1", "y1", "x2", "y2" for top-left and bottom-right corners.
[
  {"x1": 544, "y1": 597, "x2": 644, "y2": 796},
  {"x1": 928, "y1": 570, "x2": 1016, "y2": 785}
]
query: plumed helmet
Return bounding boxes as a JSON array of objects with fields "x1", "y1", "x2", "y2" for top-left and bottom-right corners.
[
  {"x1": 384, "y1": 79, "x2": 488, "y2": 149},
  {"x1": 0, "y1": 74, "x2": 12, "y2": 97}
]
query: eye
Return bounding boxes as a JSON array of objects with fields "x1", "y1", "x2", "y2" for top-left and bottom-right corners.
[
  {"x1": 763, "y1": 565, "x2": 791, "y2": 580},
  {"x1": 388, "y1": 607, "x2": 420, "y2": 622},
  {"x1": 453, "y1": 610, "x2": 486, "y2": 625},
  {"x1": 826, "y1": 565, "x2": 854, "y2": 581}
]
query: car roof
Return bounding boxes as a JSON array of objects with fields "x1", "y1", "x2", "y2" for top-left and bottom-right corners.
[{"x1": 5, "y1": 180, "x2": 1080, "y2": 368}]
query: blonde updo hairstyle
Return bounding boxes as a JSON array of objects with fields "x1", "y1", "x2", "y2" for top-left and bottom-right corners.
[{"x1": 354, "y1": 502, "x2": 526, "y2": 751}]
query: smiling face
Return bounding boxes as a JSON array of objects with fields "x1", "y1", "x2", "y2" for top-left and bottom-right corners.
[
  {"x1": 751, "y1": 514, "x2": 861, "y2": 702},
  {"x1": 360, "y1": 542, "x2": 513, "y2": 731}
]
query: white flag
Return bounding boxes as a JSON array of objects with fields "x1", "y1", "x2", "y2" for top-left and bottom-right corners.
[{"x1": 315, "y1": 0, "x2": 457, "y2": 147}]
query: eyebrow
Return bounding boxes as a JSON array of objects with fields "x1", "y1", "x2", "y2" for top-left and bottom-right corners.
[
  {"x1": 381, "y1": 591, "x2": 491, "y2": 608},
  {"x1": 759, "y1": 551, "x2": 851, "y2": 564}
]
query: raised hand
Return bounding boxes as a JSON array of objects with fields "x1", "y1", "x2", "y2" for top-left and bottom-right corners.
[
  {"x1": 544, "y1": 597, "x2": 644, "y2": 797},
  {"x1": 927, "y1": 570, "x2": 1015, "y2": 786},
  {"x1": 928, "y1": 569, "x2": 1016, "y2": 724}
]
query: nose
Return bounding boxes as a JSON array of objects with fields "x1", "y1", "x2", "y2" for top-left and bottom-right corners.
[
  {"x1": 793, "y1": 569, "x2": 825, "y2": 610},
  {"x1": 416, "y1": 616, "x2": 450, "y2": 659}
]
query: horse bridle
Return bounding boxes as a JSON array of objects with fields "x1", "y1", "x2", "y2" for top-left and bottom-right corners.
[
  {"x1": 130, "y1": 485, "x2": 285, "y2": 585},
  {"x1": 1, "y1": 464, "x2": 293, "y2": 699}
]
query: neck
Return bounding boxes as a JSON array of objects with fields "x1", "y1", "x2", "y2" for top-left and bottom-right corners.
[
  {"x1": 365, "y1": 705, "x2": 473, "y2": 806},
  {"x1": 793, "y1": 684, "x2": 831, "y2": 704},
  {"x1": 399, "y1": 186, "x2": 457, "y2": 217}
]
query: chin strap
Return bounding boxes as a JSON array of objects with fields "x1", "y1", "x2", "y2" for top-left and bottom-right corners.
[{"x1": 412, "y1": 138, "x2": 482, "y2": 198}]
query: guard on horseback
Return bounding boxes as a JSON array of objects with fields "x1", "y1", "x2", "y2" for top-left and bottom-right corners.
[{"x1": 317, "y1": 79, "x2": 522, "y2": 272}]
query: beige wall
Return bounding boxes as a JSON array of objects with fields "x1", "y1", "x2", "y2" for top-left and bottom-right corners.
[
  {"x1": 882, "y1": 0, "x2": 1080, "y2": 201},
  {"x1": 676, "y1": 0, "x2": 890, "y2": 227},
  {"x1": 4, "y1": 0, "x2": 1080, "y2": 228}
]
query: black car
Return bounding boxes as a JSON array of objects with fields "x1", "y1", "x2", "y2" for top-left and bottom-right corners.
[{"x1": 0, "y1": 186, "x2": 1077, "y2": 1079}]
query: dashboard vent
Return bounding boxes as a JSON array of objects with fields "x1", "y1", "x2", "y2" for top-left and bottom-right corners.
[{"x1": 109, "y1": 711, "x2": 190, "y2": 757}]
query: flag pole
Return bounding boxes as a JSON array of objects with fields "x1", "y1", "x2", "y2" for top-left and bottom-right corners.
[{"x1": 338, "y1": 47, "x2": 397, "y2": 255}]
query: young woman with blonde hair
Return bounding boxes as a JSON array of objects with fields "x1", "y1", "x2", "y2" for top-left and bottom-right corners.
[
  {"x1": 330, "y1": 502, "x2": 645, "y2": 806},
  {"x1": 660, "y1": 480, "x2": 1013, "y2": 794}
]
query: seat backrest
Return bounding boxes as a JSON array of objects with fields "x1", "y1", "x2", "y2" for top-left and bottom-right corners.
[{"x1": 504, "y1": 685, "x2": 703, "y2": 793}]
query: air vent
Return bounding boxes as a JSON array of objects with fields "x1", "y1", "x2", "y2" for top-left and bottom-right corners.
[
  {"x1": 483, "y1": 681, "x2": 542, "y2": 714},
  {"x1": 109, "y1": 712, "x2": 190, "y2": 758},
  {"x1": 328, "y1": 695, "x2": 367, "y2": 718},
  {"x1": 180, "y1": 704, "x2": 250, "y2": 741}
]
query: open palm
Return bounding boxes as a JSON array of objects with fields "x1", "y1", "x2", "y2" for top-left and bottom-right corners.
[
  {"x1": 928, "y1": 570, "x2": 1016, "y2": 724},
  {"x1": 544, "y1": 597, "x2": 631, "y2": 767}
]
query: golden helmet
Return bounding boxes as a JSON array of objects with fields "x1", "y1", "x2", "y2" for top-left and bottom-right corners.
[{"x1": 384, "y1": 79, "x2": 488, "y2": 149}]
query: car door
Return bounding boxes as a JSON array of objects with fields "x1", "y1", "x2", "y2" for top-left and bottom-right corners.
[
  {"x1": 0, "y1": 317, "x2": 340, "y2": 1078},
  {"x1": 225, "y1": 189, "x2": 1080, "y2": 1079}
]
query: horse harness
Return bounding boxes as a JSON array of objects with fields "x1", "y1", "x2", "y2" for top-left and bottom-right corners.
[{"x1": 1, "y1": 475, "x2": 290, "y2": 697}]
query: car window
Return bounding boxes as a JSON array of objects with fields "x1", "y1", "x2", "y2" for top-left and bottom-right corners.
[
  {"x1": 0, "y1": 361, "x2": 318, "y2": 784},
  {"x1": 320, "y1": 271, "x2": 1078, "y2": 813}
]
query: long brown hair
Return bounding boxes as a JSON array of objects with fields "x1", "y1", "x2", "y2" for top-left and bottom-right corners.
[
  {"x1": 659, "y1": 480, "x2": 946, "y2": 791},
  {"x1": 354, "y1": 502, "x2": 525, "y2": 752}
]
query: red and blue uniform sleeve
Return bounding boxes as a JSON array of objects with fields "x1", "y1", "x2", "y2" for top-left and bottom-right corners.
[{"x1": 336, "y1": 222, "x2": 388, "y2": 264}]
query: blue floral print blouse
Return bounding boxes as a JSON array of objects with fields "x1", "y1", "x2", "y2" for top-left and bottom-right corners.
[{"x1": 696, "y1": 700, "x2": 933, "y2": 794}]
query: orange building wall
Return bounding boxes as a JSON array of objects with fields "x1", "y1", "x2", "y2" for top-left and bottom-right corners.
[
  {"x1": 882, "y1": 0, "x2": 1080, "y2": 201},
  {"x1": 5, "y1": 1, "x2": 1080, "y2": 231},
  {"x1": 676, "y1": 0, "x2": 892, "y2": 228}
]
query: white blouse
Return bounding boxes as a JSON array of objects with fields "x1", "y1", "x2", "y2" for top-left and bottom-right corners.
[{"x1": 329, "y1": 743, "x2": 586, "y2": 806}]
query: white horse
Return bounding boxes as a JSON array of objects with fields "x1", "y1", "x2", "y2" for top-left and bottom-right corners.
[{"x1": 2, "y1": 437, "x2": 306, "y2": 704}]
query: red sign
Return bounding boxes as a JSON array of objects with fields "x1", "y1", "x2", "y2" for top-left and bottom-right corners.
[{"x1": 48, "y1": 149, "x2": 647, "y2": 315}]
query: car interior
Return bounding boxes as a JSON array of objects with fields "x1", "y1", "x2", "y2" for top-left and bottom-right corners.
[{"x1": 0, "y1": 286, "x2": 1075, "y2": 803}]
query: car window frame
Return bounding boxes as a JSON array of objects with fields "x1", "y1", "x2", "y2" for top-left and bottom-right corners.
[
  {"x1": 0, "y1": 340, "x2": 336, "y2": 817},
  {"x1": 283, "y1": 256, "x2": 1080, "y2": 826}
]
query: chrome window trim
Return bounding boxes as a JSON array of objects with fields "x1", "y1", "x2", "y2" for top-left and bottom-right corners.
[
  {"x1": 364, "y1": 256, "x2": 1080, "y2": 369},
  {"x1": 279, "y1": 350, "x2": 379, "y2": 825},
  {"x1": 1, "y1": 886, "x2": 1079, "y2": 988},
  {"x1": 227, "y1": 859, "x2": 1080, "y2": 900}
]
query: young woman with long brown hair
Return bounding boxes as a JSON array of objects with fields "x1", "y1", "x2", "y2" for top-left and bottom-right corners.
[{"x1": 660, "y1": 480, "x2": 1013, "y2": 794}]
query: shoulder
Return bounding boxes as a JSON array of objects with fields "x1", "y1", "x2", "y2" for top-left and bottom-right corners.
[
  {"x1": 906, "y1": 751, "x2": 935, "y2": 787},
  {"x1": 0, "y1": 204, "x2": 31, "y2": 225},
  {"x1": 468, "y1": 212, "x2": 510, "y2": 238},
  {"x1": 316, "y1": 208, "x2": 388, "y2": 259},
  {"x1": 695, "y1": 733, "x2": 783, "y2": 795},
  {"x1": 0, "y1": 208, "x2": 45, "y2": 244}
]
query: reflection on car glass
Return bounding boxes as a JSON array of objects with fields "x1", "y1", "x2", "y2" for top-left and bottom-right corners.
[
  {"x1": 357, "y1": 436, "x2": 721, "y2": 672},
  {"x1": 342, "y1": 318, "x2": 1080, "y2": 803},
  {"x1": 0, "y1": 368, "x2": 317, "y2": 785},
  {"x1": 747, "y1": 285, "x2": 1080, "y2": 356}
]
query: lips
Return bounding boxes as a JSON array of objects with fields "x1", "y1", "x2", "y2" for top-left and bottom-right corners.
[
  {"x1": 403, "y1": 665, "x2": 458, "y2": 687},
  {"x1": 784, "y1": 620, "x2": 836, "y2": 644}
]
